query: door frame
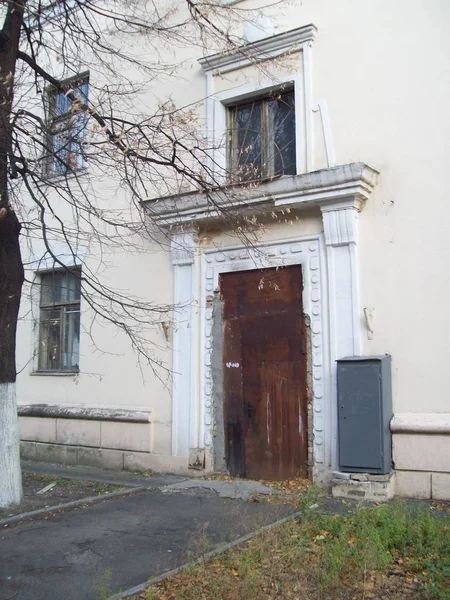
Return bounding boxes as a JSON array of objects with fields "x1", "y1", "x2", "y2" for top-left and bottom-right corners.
[{"x1": 200, "y1": 234, "x2": 331, "y2": 476}]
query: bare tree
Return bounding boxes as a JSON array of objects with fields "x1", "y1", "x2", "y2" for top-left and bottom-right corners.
[{"x1": 0, "y1": 0, "x2": 289, "y2": 506}]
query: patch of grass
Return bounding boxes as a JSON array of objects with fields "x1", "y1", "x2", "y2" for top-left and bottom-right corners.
[
  {"x1": 79, "y1": 480, "x2": 125, "y2": 495},
  {"x1": 295, "y1": 484, "x2": 323, "y2": 510},
  {"x1": 306, "y1": 502, "x2": 448, "y2": 595},
  {"x1": 138, "y1": 501, "x2": 450, "y2": 600},
  {"x1": 27, "y1": 473, "x2": 63, "y2": 484},
  {"x1": 26, "y1": 473, "x2": 124, "y2": 495}
]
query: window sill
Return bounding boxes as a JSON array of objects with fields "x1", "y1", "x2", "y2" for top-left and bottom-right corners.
[
  {"x1": 31, "y1": 371, "x2": 79, "y2": 377},
  {"x1": 42, "y1": 167, "x2": 88, "y2": 184}
]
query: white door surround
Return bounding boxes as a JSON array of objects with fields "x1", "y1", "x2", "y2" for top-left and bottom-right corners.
[
  {"x1": 150, "y1": 163, "x2": 379, "y2": 476},
  {"x1": 200, "y1": 235, "x2": 330, "y2": 471},
  {"x1": 170, "y1": 231, "x2": 197, "y2": 457}
]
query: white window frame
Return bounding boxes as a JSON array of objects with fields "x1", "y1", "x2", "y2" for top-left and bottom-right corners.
[{"x1": 200, "y1": 25, "x2": 317, "y2": 185}]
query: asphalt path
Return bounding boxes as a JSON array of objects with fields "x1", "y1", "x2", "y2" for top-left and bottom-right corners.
[{"x1": 0, "y1": 488, "x2": 294, "y2": 600}]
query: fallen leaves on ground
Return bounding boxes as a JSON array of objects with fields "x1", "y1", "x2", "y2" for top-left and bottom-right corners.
[
  {"x1": 204, "y1": 474, "x2": 236, "y2": 482},
  {"x1": 130, "y1": 501, "x2": 449, "y2": 600},
  {"x1": 264, "y1": 477, "x2": 311, "y2": 495}
]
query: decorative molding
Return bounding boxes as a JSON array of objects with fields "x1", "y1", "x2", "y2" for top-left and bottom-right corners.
[
  {"x1": 303, "y1": 42, "x2": 313, "y2": 172},
  {"x1": 200, "y1": 235, "x2": 329, "y2": 466},
  {"x1": 319, "y1": 192, "x2": 368, "y2": 467},
  {"x1": 274, "y1": 163, "x2": 378, "y2": 207},
  {"x1": 321, "y1": 203, "x2": 359, "y2": 247},
  {"x1": 313, "y1": 99, "x2": 336, "y2": 168},
  {"x1": 17, "y1": 404, "x2": 152, "y2": 423},
  {"x1": 171, "y1": 230, "x2": 195, "y2": 266},
  {"x1": 391, "y1": 413, "x2": 450, "y2": 434},
  {"x1": 170, "y1": 229, "x2": 198, "y2": 457},
  {"x1": 199, "y1": 24, "x2": 317, "y2": 74},
  {"x1": 143, "y1": 163, "x2": 379, "y2": 228},
  {"x1": 162, "y1": 165, "x2": 378, "y2": 470}
]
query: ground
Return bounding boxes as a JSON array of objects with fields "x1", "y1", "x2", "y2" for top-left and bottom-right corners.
[
  {"x1": 0, "y1": 473, "x2": 124, "y2": 519},
  {"x1": 134, "y1": 494, "x2": 450, "y2": 600},
  {"x1": 0, "y1": 463, "x2": 294, "y2": 600},
  {"x1": 0, "y1": 463, "x2": 449, "y2": 600}
]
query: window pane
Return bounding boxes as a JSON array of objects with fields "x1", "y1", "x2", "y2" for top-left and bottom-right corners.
[
  {"x1": 66, "y1": 271, "x2": 81, "y2": 303},
  {"x1": 51, "y1": 116, "x2": 72, "y2": 173},
  {"x1": 268, "y1": 91, "x2": 296, "y2": 176},
  {"x1": 70, "y1": 113, "x2": 88, "y2": 171},
  {"x1": 39, "y1": 309, "x2": 61, "y2": 370},
  {"x1": 41, "y1": 270, "x2": 80, "y2": 306},
  {"x1": 63, "y1": 308, "x2": 80, "y2": 370},
  {"x1": 52, "y1": 114, "x2": 87, "y2": 173},
  {"x1": 52, "y1": 79, "x2": 89, "y2": 117},
  {"x1": 233, "y1": 101, "x2": 262, "y2": 182},
  {"x1": 54, "y1": 91, "x2": 70, "y2": 117},
  {"x1": 77, "y1": 80, "x2": 89, "y2": 104},
  {"x1": 41, "y1": 272, "x2": 64, "y2": 306}
]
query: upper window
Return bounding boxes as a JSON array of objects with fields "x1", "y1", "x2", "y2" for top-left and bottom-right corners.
[
  {"x1": 228, "y1": 89, "x2": 296, "y2": 183},
  {"x1": 46, "y1": 73, "x2": 89, "y2": 175},
  {"x1": 38, "y1": 269, "x2": 81, "y2": 372}
]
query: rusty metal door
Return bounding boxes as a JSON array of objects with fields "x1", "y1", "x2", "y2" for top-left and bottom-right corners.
[{"x1": 220, "y1": 265, "x2": 308, "y2": 481}]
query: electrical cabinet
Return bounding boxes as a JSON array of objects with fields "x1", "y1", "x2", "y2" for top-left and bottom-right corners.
[{"x1": 337, "y1": 355, "x2": 392, "y2": 474}]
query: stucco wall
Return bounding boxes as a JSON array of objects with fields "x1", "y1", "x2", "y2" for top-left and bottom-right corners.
[
  {"x1": 15, "y1": 0, "x2": 450, "y2": 493},
  {"x1": 16, "y1": 218, "x2": 175, "y2": 457}
]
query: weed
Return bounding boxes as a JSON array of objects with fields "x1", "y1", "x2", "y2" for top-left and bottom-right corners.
[
  {"x1": 96, "y1": 568, "x2": 112, "y2": 600},
  {"x1": 136, "y1": 500, "x2": 450, "y2": 600},
  {"x1": 296, "y1": 484, "x2": 323, "y2": 510}
]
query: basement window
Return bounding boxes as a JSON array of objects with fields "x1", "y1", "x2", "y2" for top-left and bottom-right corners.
[
  {"x1": 228, "y1": 88, "x2": 296, "y2": 183},
  {"x1": 38, "y1": 269, "x2": 81, "y2": 372}
]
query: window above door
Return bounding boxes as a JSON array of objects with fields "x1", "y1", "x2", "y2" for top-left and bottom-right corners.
[
  {"x1": 199, "y1": 24, "x2": 317, "y2": 183},
  {"x1": 228, "y1": 88, "x2": 296, "y2": 183}
]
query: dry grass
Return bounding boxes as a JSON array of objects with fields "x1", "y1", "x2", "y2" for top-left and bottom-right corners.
[{"x1": 131, "y1": 495, "x2": 450, "y2": 600}]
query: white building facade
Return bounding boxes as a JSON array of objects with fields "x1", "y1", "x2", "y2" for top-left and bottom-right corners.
[{"x1": 16, "y1": 0, "x2": 450, "y2": 499}]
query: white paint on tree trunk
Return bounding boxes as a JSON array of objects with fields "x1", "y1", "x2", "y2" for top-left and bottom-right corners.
[{"x1": 0, "y1": 382, "x2": 23, "y2": 507}]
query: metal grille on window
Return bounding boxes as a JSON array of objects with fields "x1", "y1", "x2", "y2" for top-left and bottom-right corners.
[
  {"x1": 47, "y1": 75, "x2": 89, "y2": 175},
  {"x1": 229, "y1": 89, "x2": 296, "y2": 183},
  {"x1": 39, "y1": 269, "x2": 81, "y2": 371}
]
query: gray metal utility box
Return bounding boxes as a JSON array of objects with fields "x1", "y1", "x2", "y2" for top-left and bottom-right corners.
[{"x1": 337, "y1": 355, "x2": 392, "y2": 474}]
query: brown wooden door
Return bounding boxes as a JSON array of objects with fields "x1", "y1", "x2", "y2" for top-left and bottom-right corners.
[{"x1": 220, "y1": 265, "x2": 308, "y2": 481}]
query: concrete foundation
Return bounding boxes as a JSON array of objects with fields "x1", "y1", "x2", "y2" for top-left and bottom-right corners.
[
  {"x1": 20, "y1": 441, "x2": 191, "y2": 475},
  {"x1": 331, "y1": 471, "x2": 396, "y2": 502}
]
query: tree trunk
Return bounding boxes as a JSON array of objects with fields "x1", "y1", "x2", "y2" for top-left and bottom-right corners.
[
  {"x1": 0, "y1": 1, "x2": 26, "y2": 507},
  {"x1": 0, "y1": 383, "x2": 22, "y2": 506},
  {"x1": 0, "y1": 212, "x2": 24, "y2": 507}
]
